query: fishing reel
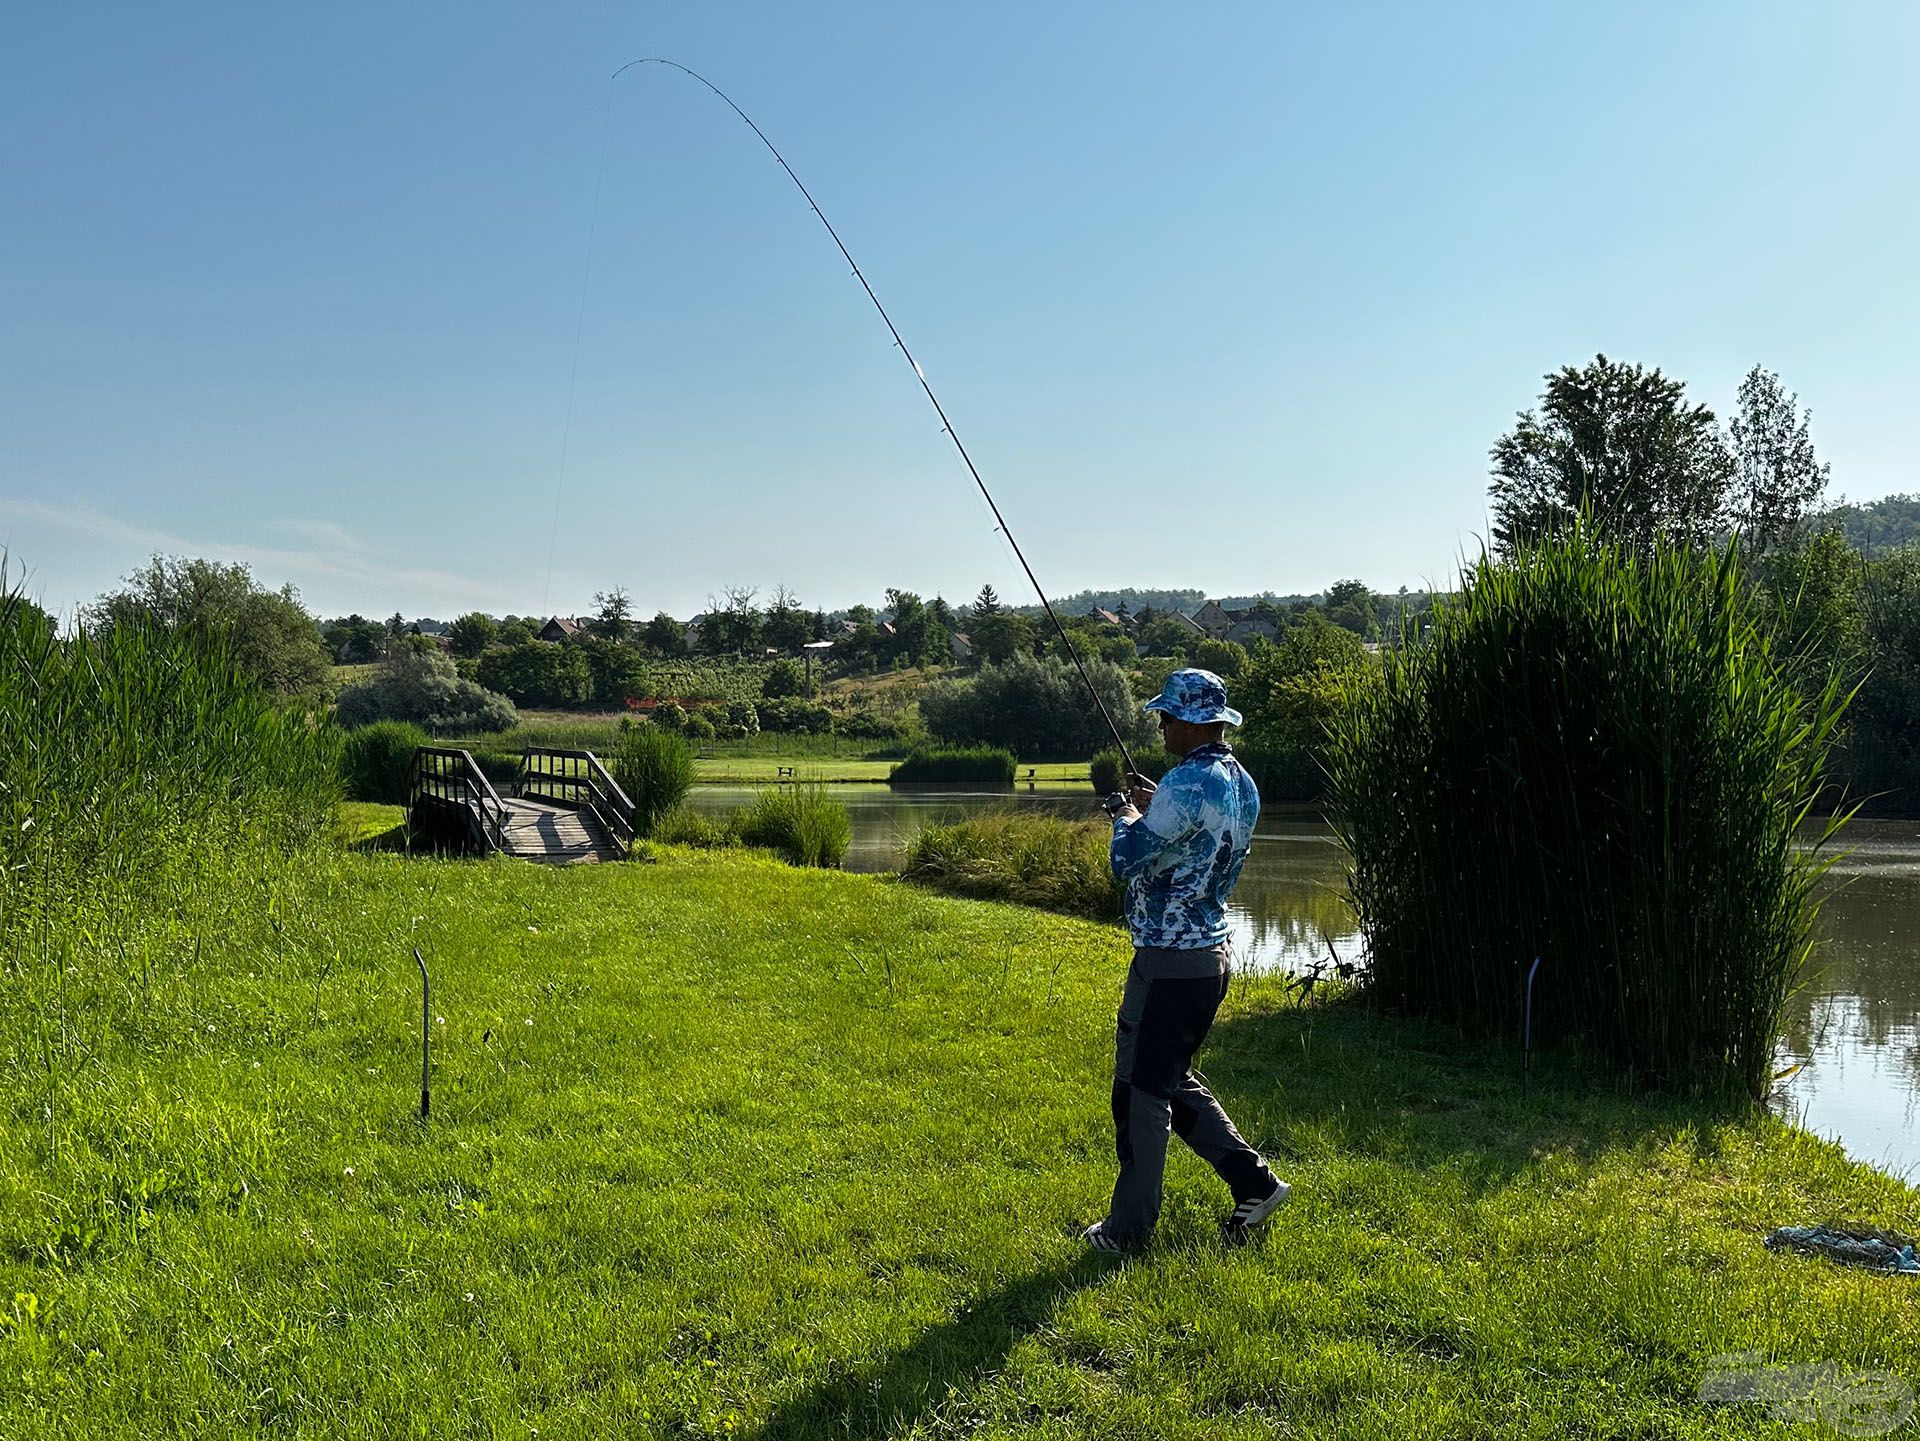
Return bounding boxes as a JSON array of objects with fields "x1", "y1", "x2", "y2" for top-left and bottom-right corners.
[{"x1": 1101, "y1": 791, "x2": 1132, "y2": 820}]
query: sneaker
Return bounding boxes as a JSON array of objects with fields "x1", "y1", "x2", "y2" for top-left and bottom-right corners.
[
  {"x1": 1082, "y1": 1222, "x2": 1133, "y2": 1256},
  {"x1": 1222, "y1": 1178, "x2": 1291, "y2": 1240}
]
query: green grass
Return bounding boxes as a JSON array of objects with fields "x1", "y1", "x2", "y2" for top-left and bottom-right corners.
[
  {"x1": 698, "y1": 758, "x2": 1091, "y2": 785},
  {"x1": 334, "y1": 801, "x2": 405, "y2": 847},
  {"x1": 902, "y1": 811, "x2": 1124, "y2": 920},
  {"x1": 4, "y1": 844, "x2": 1915, "y2": 1436}
]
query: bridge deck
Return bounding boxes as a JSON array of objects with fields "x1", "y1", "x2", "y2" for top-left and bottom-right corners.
[{"x1": 499, "y1": 798, "x2": 617, "y2": 864}]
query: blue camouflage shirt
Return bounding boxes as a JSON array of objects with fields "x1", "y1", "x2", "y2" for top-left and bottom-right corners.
[{"x1": 1109, "y1": 742, "x2": 1260, "y2": 950}]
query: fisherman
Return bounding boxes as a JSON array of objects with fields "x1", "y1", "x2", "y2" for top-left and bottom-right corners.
[{"x1": 1084, "y1": 667, "x2": 1289, "y2": 1253}]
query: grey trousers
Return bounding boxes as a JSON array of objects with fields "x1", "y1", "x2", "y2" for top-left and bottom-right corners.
[{"x1": 1104, "y1": 944, "x2": 1272, "y2": 1243}]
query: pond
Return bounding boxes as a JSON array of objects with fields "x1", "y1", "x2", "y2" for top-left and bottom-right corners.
[{"x1": 687, "y1": 785, "x2": 1920, "y2": 1182}]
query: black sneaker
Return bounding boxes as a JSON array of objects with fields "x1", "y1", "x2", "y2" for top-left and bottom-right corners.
[
  {"x1": 1222, "y1": 1178, "x2": 1291, "y2": 1242},
  {"x1": 1081, "y1": 1222, "x2": 1134, "y2": 1256}
]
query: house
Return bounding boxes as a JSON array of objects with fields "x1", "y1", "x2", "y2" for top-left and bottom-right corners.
[
  {"x1": 537, "y1": 616, "x2": 583, "y2": 642},
  {"x1": 950, "y1": 631, "x2": 973, "y2": 663},
  {"x1": 685, "y1": 613, "x2": 707, "y2": 650},
  {"x1": 1090, "y1": 606, "x2": 1126, "y2": 629},
  {"x1": 1187, "y1": 600, "x2": 1238, "y2": 639},
  {"x1": 1224, "y1": 614, "x2": 1281, "y2": 646}
]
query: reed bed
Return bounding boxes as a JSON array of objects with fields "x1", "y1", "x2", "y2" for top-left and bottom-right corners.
[
  {"x1": 887, "y1": 746, "x2": 1017, "y2": 785},
  {"x1": 901, "y1": 811, "x2": 1123, "y2": 920},
  {"x1": 731, "y1": 785, "x2": 853, "y2": 868},
  {"x1": 1328, "y1": 530, "x2": 1849, "y2": 1095},
  {"x1": 1088, "y1": 746, "x2": 1177, "y2": 795}
]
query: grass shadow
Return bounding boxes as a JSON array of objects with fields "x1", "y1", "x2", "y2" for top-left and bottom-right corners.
[
  {"x1": 1203, "y1": 994, "x2": 1759, "y2": 1198},
  {"x1": 752, "y1": 1257, "x2": 1107, "y2": 1440}
]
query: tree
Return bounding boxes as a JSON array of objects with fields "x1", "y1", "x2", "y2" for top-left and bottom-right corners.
[
  {"x1": 1193, "y1": 637, "x2": 1248, "y2": 678},
  {"x1": 841, "y1": 604, "x2": 881, "y2": 670},
  {"x1": 88, "y1": 555, "x2": 331, "y2": 699},
  {"x1": 761, "y1": 658, "x2": 807, "y2": 699},
  {"x1": 929, "y1": 595, "x2": 955, "y2": 633},
  {"x1": 884, "y1": 588, "x2": 945, "y2": 667},
  {"x1": 762, "y1": 585, "x2": 813, "y2": 653},
  {"x1": 1237, "y1": 616, "x2": 1374, "y2": 801},
  {"x1": 447, "y1": 612, "x2": 498, "y2": 659},
  {"x1": 335, "y1": 648, "x2": 518, "y2": 733},
  {"x1": 1730, "y1": 366, "x2": 1830, "y2": 553},
  {"x1": 1489, "y1": 355, "x2": 1733, "y2": 553},
  {"x1": 972, "y1": 584, "x2": 1003, "y2": 618},
  {"x1": 967, "y1": 610, "x2": 1035, "y2": 665},
  {"x1": 1137, "y1": 614, "x2": 1197, "y2": 659},
  {"x1": 474, "y1": 641, "x2": 593, "y2": 708},
  {"x1": 1323, "y1": 579, "x2": 1379, "y2": 639},
  {"x1": 918, "y1": 652, "x2": 1154, "y2": 757},
  {"x1": 323, "y1": 613, "x2": 386, "y2": 664},
  {"x1": 386, "y1": 612, "x2": 408, "y2": 639},
  {"x1": 590, "y1": 587, "x2": 634, "y2": 640},
  {"x1": 643, "y1": 611, "x2": 688, "y2": 657},
  {"x1": 701, "y1": 585, "x2": 761, "y2": 655},
  {"x1": 497, "y1": 615, "x2": 538, "y2": 646}
]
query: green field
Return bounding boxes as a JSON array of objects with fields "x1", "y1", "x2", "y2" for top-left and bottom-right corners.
[{"x1": 4, "y1": 842, "x2": 1914, "y2": 1436}]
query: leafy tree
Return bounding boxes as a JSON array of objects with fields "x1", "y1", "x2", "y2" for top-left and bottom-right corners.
[
  {"x1": 967, "y1": 610, "x2": 1035, "y2": 665},
  {"x1": 1237, "y1": 617, "x2": 1374, "y2": 801},
  {"x1": 643, "y1": 611, "x2": 688, "y2": 657},
  {"x1": 841, "y1": 604, "x2": 881, "y2": 670},
  {"x1": 497, "y1": 615, "x2": 538, "y2": 646},
  {"x1": 474, "y1": 641, "x2": 593, "y2": 708},
  {"x1": 761, "y1": 657, "x2": 807, "y2": 699},
  {"x1": 386, "y1": 612, "x2": 408, "y2": 639},
  {"x1": 447, "y1": 611, "x2": 498, "y2": 659},
  {"x1": 323, "y1": 613, "x2": 386, "y2": 664},
  {"x1": 1730, "y1": 366, "x2": 1830, "y2": 553},
  {"x1": 1323, "y1": 579, "x2": 1379, "y2": 639},
  {"x1": 574, "y1": 635, "x2": 650, "y2": 706},
  {"x1": 762, "y1": 585, "x2": 813, "y2": 653},
  {"x1": 334, "y1": 648, "x2": 517, "y2": 733},
  {"x1": 884, "y1": 589, "x2": 946, "y2": 667},
  {"x1": 972, "y1": 584, "x2": 1003, "y2": 618},
  {"x1": 1489, "y1": 355, "x2": 1733, "y2": 553},
  {"x1": 1193, "y1": 637, "x2": 1248, "y2": 678},
  {"x1": 89, "y1": 555, "x2": 331, "y2": 699},
  {"x1": 928, "y1": 596, "x2": 955, "y2": 633},
  {"x1": 590, "y1": 587, "x2": 635, "y2": 640},
  {"x1": 1136, "y1": 614, "x2": 1197, "y2": 659}
]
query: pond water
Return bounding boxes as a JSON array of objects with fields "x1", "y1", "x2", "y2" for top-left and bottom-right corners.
[{"x1": 688, "y1": 786, "x2": 1920, "y2": 1181}]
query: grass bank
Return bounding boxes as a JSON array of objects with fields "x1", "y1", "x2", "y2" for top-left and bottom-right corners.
[{"x1": 3, "y1": 847, "x2": 1914, "y2": 1436}]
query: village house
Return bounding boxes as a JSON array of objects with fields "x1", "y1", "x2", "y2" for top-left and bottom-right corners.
[{"x1": 536, "y1": 616, "x2": 584, "y2": 642}]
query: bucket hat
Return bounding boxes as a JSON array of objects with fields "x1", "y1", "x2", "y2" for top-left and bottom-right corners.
[{"x1": 1143, "y1": 667, "x2": 1242, "y2": 726}]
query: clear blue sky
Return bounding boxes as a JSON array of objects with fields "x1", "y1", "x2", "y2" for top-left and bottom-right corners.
[{"x1": 4, "y1": 3, "x2": 1916, "y2": 621}]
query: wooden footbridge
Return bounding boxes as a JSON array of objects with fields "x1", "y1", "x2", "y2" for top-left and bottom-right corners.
[{"x1": 406, "y1": 748, "x2": 636, "y2": 864}]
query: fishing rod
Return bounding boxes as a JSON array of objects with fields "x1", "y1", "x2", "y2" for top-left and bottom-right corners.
[{"x1": 609, "y1": 58, "x2": 1140, "y2": 777}]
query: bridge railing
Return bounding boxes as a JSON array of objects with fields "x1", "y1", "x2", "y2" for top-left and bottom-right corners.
[
  {"x1": 406, "y1": 747, "x2": 509, "y2": 854},
  {"x1": 516, "y1": 747, "x2": 636, "y2": 857}
]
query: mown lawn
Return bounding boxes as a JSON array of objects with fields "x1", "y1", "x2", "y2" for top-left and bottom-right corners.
[{"x1": 2, "y1": 848, "x2": 1915, "y2": 1437}]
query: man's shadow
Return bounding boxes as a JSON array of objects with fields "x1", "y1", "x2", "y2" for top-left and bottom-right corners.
[{"x1": 751, "y1": 1256, "x2": 1109, "y2": 1440}]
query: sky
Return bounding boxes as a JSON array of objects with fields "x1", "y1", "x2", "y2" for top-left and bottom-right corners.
[{"x1": 4, "y1": 2, "x2": 1918, "y2": 623}]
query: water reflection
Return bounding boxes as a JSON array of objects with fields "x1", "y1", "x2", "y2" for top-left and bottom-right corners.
[{"x1": 685, "y1": 786, "x2": 1919, "y2": 1178}]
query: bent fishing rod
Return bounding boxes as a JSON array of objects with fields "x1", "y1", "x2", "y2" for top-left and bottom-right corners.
[{"x1": 610, "y1": 58, "x2": 1140, "y2": 777}]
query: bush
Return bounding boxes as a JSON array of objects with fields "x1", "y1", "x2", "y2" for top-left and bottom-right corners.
[
  {"x1": 901, "y1": 812, "x2": 1122, "y2": 920},
  {"x1": 474, "y1": 641, "x2": 593, "y2": 709},
  {"x1": 761, "y1": 658, "x2": 807, "y2": 699},
  {"x1": 341, "y1": 720, "x2": 430, "y2": 804},
  {"x1": 760, "y1": 697, "x2": 833, "y2": 734},
  {"x1": 651, "y1": 701, "x2": 687, "y2": 732},
  {"x1": 1193, "y1": 637, "x2": 1249, "y2": 678},
  {"x1": 888, "y1": 747, "x2": 1017, "y2": 785},
  {"x1": 651, "y1": 806, "x2": 737, "y2": 849},
  {"x1": 1088, "y1": 747, "x2": 1178, "y2": 795},
  {"x1": 611, "y1": 726, "x2": 697, "y2": 837},
  {"x1": 335, "y1": 648, "x2": 518, "y2": 734},
  {"x1": 732, "y1": 786, "x2": 852, "y2": 868},
  {"x1": 918, "y1": 652, "x2": 1153, "y2": 758},
  {"x1": 1329, "y1": 528, "x2": 1848, "y2": 1095},
  {"x1": 1237, "y1": 618, "x2": 1375, "y2": 803},
  {"x1": 685, "y1": 712, "x2": 716, "y2": 740},
  {"x1": 470, "y1": 749, "x2": 522, "y2": 787}
]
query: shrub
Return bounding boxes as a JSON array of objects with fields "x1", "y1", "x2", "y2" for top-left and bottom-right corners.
[
  {"x1": 888, "y1": 747, "x2": 1017, "y2": 785},
  {"x1": 611, "y1": 726, "x2": 697, "y2": 837},
  {"x1": 474, "y1": 641, "x2": 593, "y2": 708},
  {"x1": 727, "y1": 701, "x2": 760, "y2": 736},
  {"x1": 335, "y1": 648, "x2": 518, "y2": 734},
  {"x1": 761, "y1": 658, "x2": 807, "y2": 699},
  {"x1": 1088, "y1": 747, "x2": 1178, "y2": 795},
  {"x1": 1329, "y1": 528, "x2": 1848, "y2": 1095},
  {"x1": 652, "y1": 701, "x2": 687, "y2": 732},
  {"x1": 901, "y1": 812, "x2": 1122, "y2": 920},
  {"x1": 651, "y1": 806, "x2": 737, "y2": 849},
  {"x1": 732, "y1": 786, "x2": 852, "y2": 868},
  {"x1": 1193, "y1": 637, "x2": 1249, "y2": 678},
  {"x1": 760, "y1": 697, "x2": 833, "y2": 734},
  {"x1": 685, "y1": 712, "x2": 716, "y2": 740},
  {"x1": 341, "y1": 720, "x2": 430, "y2": 804},
  {"x1": 1237, "y1": 618, "x2": 1375, "y2": 803},
  {"x1": 918, "y1": 652, "x2": 1153, "y2": 758}
]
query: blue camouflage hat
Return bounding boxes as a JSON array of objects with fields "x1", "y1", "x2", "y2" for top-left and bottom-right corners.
[{"x1": 1143, "y1": 667, "x2": 1242, "y2": 726}]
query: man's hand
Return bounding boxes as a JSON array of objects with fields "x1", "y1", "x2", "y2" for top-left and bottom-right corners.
[{"x1": 1126, "y1": 773, "x2": 1157, "y2": 814}]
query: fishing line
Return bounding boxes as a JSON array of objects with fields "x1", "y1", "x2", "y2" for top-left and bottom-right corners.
[
  {"x1": 608, "y1": 57, "x2": 1139, "y2": 775},
  {"x1": 542, "y1": 82, "x2": 617, "y2": 614}
]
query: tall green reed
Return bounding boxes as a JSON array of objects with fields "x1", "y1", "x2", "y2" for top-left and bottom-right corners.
[{"x1": 1328, "y1": 528, "x2": 1850, "y2": 1095}]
